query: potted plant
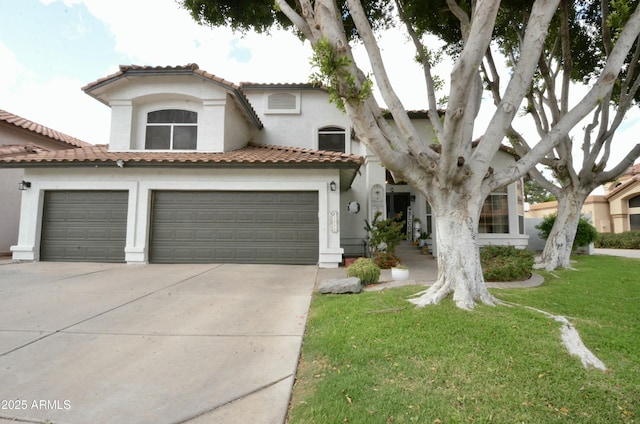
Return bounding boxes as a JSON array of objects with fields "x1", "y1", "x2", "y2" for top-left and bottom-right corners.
[
  {"x1": 413, "y1": 218, "x2": 422, "y2": 240},
  {"x1": 391, "y1": 264, "x2": 410, "y2": 281},
  {"x1": 418, "y1": 232, "x2": 430, "y2": 247}
]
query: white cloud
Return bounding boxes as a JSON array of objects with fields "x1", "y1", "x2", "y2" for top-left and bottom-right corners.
[{"x1": 0, "y1": 41, "x2": 23, "y2": 93}]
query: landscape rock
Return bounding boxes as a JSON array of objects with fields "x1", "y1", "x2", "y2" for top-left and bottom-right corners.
[{"x1": 318, "y1": 277, "x2": 362, "y2": 294}]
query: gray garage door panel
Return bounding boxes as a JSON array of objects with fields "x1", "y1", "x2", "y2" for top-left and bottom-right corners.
[
  {"x1": 40, "y1": 191, "x2": 127, "y2": 262},
  {"x1": 150, "y1": 191, "x2": 319, "y2": 264}
]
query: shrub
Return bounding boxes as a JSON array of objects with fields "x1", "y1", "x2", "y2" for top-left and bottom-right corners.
[
  {"x1": 480, "y1": 246, "x2": 535, "y2": 282},
  {"x1": 372, "y1": 252, "x2": 400, "y2": 269},
  {"x1": 364, "y1": 211, "x2": 406, "y2": 254},
  {"x1": 535, "y1": 213, "x2": 598, "y2": 249},
  {"x1": 595, "y1": 230, "x2": 640, "y2": 249},
  {"x1": 346, "y1": 258, "x2": 381, "y2": 285}
]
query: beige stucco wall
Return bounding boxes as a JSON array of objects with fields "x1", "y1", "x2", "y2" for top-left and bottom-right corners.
[
  {"x1": 607, "y1": 179, "x2": 640, "y2": 233},
  {"x1": 526, "y1": 195, "x2": 613, "y2": 233}
]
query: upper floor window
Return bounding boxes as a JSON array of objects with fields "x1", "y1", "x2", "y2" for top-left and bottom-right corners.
[
  {"x1": 629, "y1": 194, "x2": 640, "y2": 208},
  {"x1": 318, "y1": 126, "x2": 346, "y2": 153},
  {"x1": 479, "y1": 186, "x2": 509, "y2": 234},
  {"x1": 145, "y1": 109, "x2": 197, "y2": 150}
]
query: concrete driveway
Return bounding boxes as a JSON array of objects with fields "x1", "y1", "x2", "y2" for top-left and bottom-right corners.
[{"x1": 0, "y1": 262, "x2": 316, "y2": 424}]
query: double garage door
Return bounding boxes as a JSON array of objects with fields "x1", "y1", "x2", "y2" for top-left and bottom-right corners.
[
  {"x1": 40, "y1": 190, "x2": 319, "y2": 264},
  {"x1": 150, "y1": 191, "x2": 318, "y2": 264}
]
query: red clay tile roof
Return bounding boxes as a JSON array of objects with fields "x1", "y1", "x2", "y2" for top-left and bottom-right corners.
[
  {"x1": 0, "y1": 109, "x2": 92, "y2": 148},
  {"x1": 0, "y1": 143, "x2": 49, "y2": 157},
  {"x1": 625, "y1": 163, "x2": 640, "y2": 176},
  {"x1": 240, "y1": 82, "x2": 325, "y2": 90},
  {"x1": 82, "y1": 63, "x2": 241, "y2": 92},
  {"x1": 605, "y1": 174, "x2": 640, "y2": 199},
  {"x1": 82, "y1": 64, "x2": 263, "y2": 129},
  {"x1": 0, "y1": 143, "x2": 364, "y2": 168}
]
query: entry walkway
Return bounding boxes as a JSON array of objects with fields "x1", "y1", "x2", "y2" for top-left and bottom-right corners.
[{"x1": 315, "y1": 241, "x2": 438, "y2": 289}]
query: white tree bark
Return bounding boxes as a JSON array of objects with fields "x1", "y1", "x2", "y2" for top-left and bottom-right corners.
[
  {"x1": 524, "y1": 306, "x2": 607, "y2": 371},
  {"x1": 271, "y1": 0, "x2": 640, "y2": 308},
  {"x1": 410, "y1": 190, "x2": 498, "y2": 309},
  {"x1": 537, "y1": 190, "x2": 588, "y2": 271}
]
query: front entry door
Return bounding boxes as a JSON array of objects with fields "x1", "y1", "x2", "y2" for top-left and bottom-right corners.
[{"x1": 386, "y1": 192, "x2": 410, "y2": 235}]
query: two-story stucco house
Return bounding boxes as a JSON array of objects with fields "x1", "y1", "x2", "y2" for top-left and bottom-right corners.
[{"x1": 1, "y1": 64, "x2": 527, "y2": 267}]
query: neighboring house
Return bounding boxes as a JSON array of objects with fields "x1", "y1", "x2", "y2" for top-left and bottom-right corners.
[
  {"x1": 526, "y1": 163, "x2": 640, "y2": 234},
  {"x1": 0, "y1": 64, "x2": 527, "y2": 267},
  {"x1": 0, "y1": 109, "x2": 91, "y2": 256}
]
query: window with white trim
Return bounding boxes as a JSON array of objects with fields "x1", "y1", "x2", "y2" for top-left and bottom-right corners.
[
  {"x1": 479, "y1": 186, "x2": 509, "y2": 234},
  {"x1": 145, "y1": 109, "x2": 197, "y2": 150},
  {"x1": 318, "y1": 126, "x2": 346, "y2": 152},
  {"x1": 424, "y1": 202, "x2": 433, "y2": 235},
  {"x1": 629, "y1": 195, "x2": 640, "y2": 230}
]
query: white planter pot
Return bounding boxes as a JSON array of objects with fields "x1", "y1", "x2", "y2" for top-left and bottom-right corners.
[{"x1": 391, "y1": 267, "x2": 410, "y2": 281}]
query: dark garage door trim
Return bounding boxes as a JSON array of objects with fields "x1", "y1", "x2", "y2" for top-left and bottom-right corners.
[
  {"x1": 149, "y1": 191, "x2": 319, "y2": 264},
  {"x1": 40, "y1": 190, "x2": 128, "y2": 262}
]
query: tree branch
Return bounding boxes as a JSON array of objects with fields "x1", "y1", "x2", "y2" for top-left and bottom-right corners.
[
  {"x1": 474, "y1": 0, "x2": 561, "y2": 167},
  {"x1": 395, "y1": 0, "x2": 444, "y2": 139},
  {"x1": 345, "y1": 0, "x2": 439, "y2": 162},
  {"x1": 491, "y1": 3, "x2": 640, "y2": 188},
  {"x1": 274, "y1": 0, "x2": 315, "y2": 40}
]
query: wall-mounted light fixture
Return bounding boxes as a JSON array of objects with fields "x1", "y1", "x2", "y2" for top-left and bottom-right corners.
[
  {"x1": 329, "y1": 181, "x2": 337, "y2": 192},
  {"x1": 18, "y1": 180, "x2": 31, "y2": 191}
]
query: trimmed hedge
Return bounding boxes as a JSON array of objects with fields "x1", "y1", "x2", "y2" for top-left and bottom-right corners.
[
  {"x1": 595, "y1": 230, "x2": 640, "y2": 249},
  {"x1": 480, "y1": 245, "x2": 535, "y2": 282},
  {"x1": 535, "y1": 213, "x2": 597, "y2": 249}
]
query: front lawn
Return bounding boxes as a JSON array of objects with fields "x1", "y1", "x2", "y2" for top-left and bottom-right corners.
[{"x1": 288, "y1": 255, "x2": 640, "y2": 423}]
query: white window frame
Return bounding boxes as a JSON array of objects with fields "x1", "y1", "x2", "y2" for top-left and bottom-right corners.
[
  {"x1": 318, "y1": 125, "x2": 347, "y2": 153},
  {"x1": 145, "y1": 109, "x2": 198, "y2": 151}
]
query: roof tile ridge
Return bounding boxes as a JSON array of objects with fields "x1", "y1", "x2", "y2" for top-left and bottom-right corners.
[{"x1": 0, "y1": 108, "x2": 92, "y2": 147}]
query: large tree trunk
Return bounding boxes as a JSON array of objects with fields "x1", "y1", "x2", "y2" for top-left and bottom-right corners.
[
  {"x1": 410, "y1": 190, "x2": 498, "y2": 310},
  {"x1": 537, "y1": 190, "x2": 588, "y2": 271}
]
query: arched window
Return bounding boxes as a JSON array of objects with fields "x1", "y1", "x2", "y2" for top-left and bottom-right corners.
[
  {"x1": 318, "y1": 126, "x2": 346, "y2": 153},
  {"x1": 145, "y1": 109, "x2": 197, "y2": 150}
]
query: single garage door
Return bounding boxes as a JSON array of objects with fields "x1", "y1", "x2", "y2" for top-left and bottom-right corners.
[
  {"x1": 150, "y1": 191, "x2": 319, "y2": 264},
  {"x1": 40, "y1": 191, "x2": 128, "y2": 262}
]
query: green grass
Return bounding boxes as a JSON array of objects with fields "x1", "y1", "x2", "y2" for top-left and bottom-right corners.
[{"x1": 288, "y1": 255, "x2": 640, "y2": 423}]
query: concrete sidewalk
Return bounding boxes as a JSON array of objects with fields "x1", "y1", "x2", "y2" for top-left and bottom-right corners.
[
  {"x1": 0, "y1": 262, "x2": 316, "y2": 424},
  {"x1": 594, "y1": 248, "x2": 640, "y2": 259}
]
